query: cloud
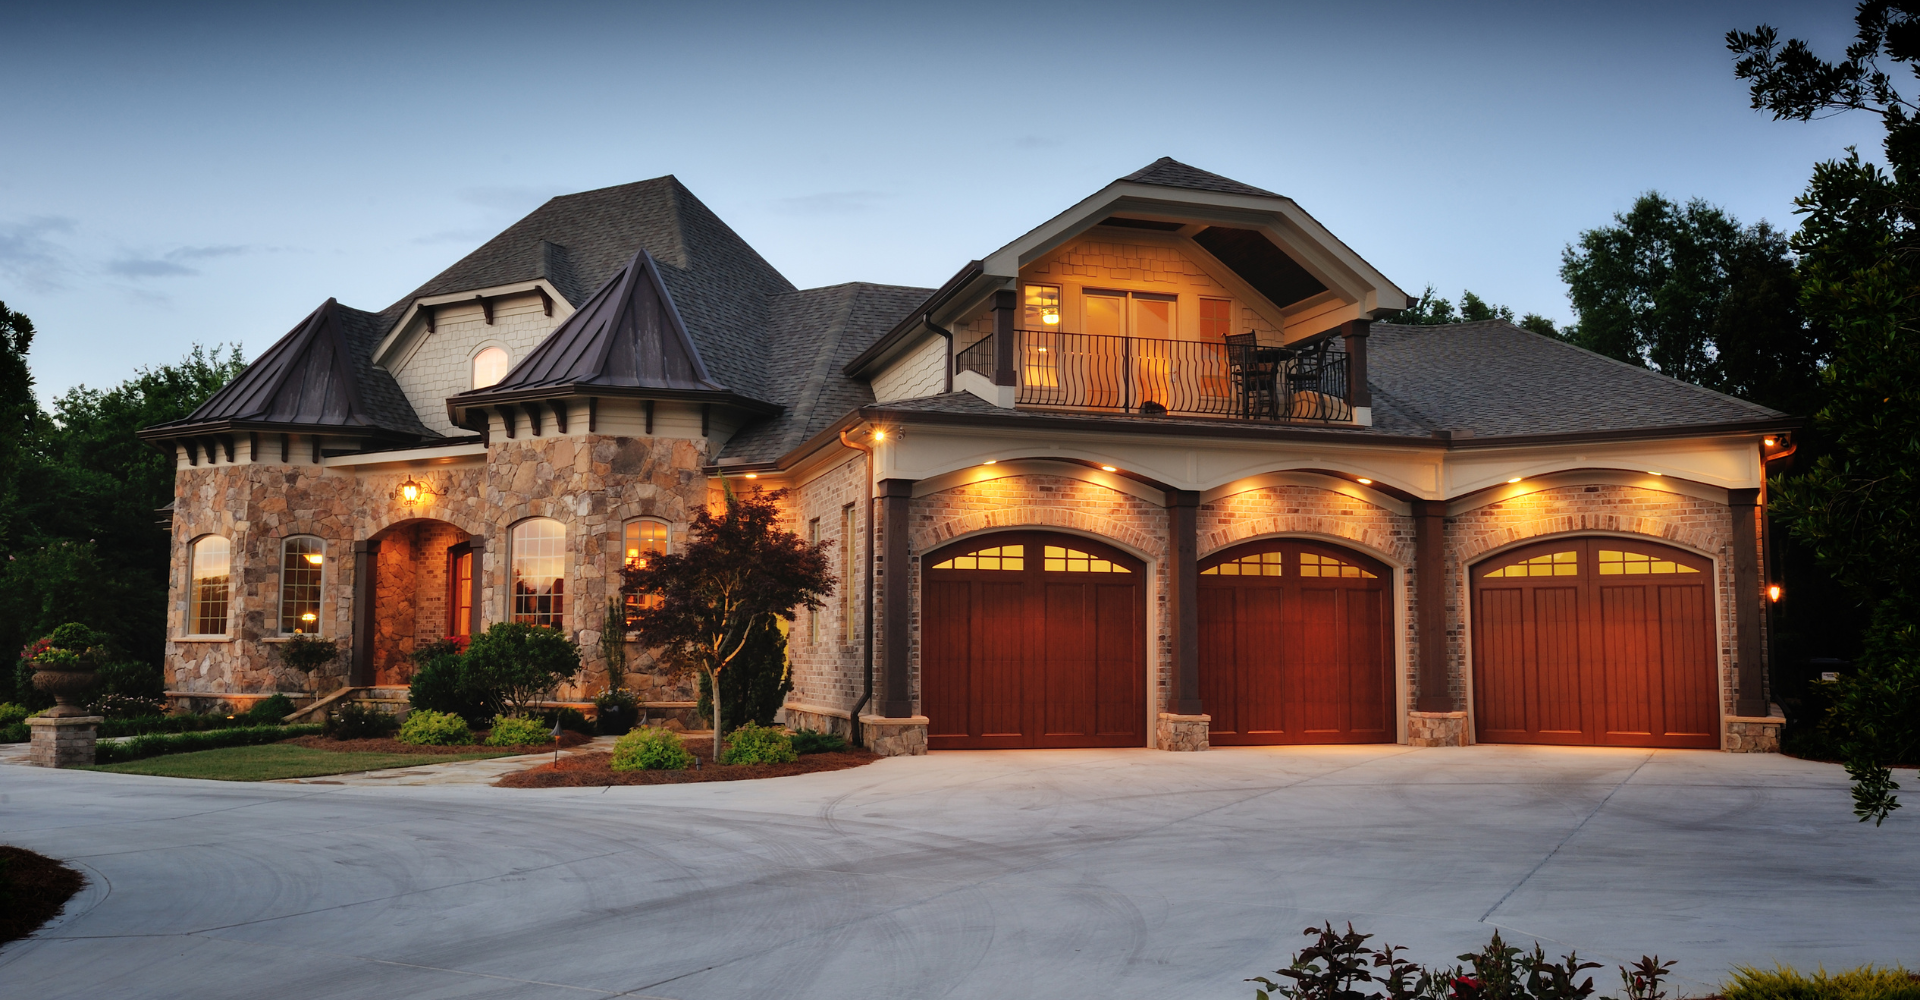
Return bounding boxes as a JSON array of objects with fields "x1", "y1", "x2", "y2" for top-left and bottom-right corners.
[
  {"x1": 0, "y1": 215, "x2": 78, "y2": 291},
  {"x1": 169, "y1": 244, "x2": 250, "y2": 261},
  {"x1": 108, "y1": 256, "x2": 198, "y2": 277},
  {"x1": 772, "y1": 190, "x2": 889, "y2": 215}
]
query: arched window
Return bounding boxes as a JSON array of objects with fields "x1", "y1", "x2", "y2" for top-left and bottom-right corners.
[
  {"x1": 623, "y1": 519, "x2": 670, "y2": 624},
  {"x1": 280, "y1": 536, "x2": 324, "y2": 634},
  {"x1": 472, "y1": 347, "x2": 510, "y2": 389},
  {"x1": 511, "y1": 518, "x2": 565, "y2": 627},
  {"x1": 190, "y1": 535, "x2": 231, "y2": 635}
]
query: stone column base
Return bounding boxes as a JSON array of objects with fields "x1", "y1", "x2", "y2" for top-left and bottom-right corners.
[
  {"x1": 1725, "y1": 705, "x2": 1785, "y2": 753},
  {"x1": 859, "y1": 715, "x2": 929, "y2": 757},
  {"x1": 1156, "y1": 713, "x2": 1211, "y2": 751},
  {"x1": 1407, "y1": 711, "x2": 1468, "y2": 747},
  {"x1": 782, "y1": 703, "x2": 855, "y2": 742},
  {"x1": 29, "y1": 715, "x2": 103, "y2": 768}
]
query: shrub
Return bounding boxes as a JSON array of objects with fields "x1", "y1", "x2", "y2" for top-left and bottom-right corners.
[
  {"x1": 93, "y1": 724, "x2": 323, "y2": 764},
  {"x1": 277, "y1": 633, "x2": 339, "y2": 675},
  {"x1": 694, "y1": 615, "x2": 792, "y2": 729},
  {"x1": 398, "y1": 710, "x2": 473, "y2": 746},
  {"x1": 0, "y1": 703, "x2": 28, "y2": 726},
  {"x1": 610, "y1": 726, "x2": 695, "y2": 771},
  {"x1": 789, "y1": 728, "x2": 846, "y2": 755},
  {"x1": 0, "y1": 723, "x2": 26, "y2": 744},
  {"x1": 720, "y1": 722, "x2": 797, "y2": 765},
  {"x1": 463, "y1": 622, "x2": 582, "y2": 716},
  {"x1": 485, "y1": 715, "x2": 551, "y2": 747},
  {"x1": 99, "y1": 713, "x2": 259, "y2": 738},
  {"x1": 86, "y1": 692, "x2": 170, "y2": 720},
  {"x1": 1247, "y1": 924, "x2": 1638, "y2": 1000},
  {"x1": 241, "y1": 694, "x2": 296, "y2": 724},
  {"x1": 327, "y1": 703, "x2": 398, "y2": 740},
  {"x1": 408, "y1": 648, "x2": 494, "y2": 724},
  {"x1": 1723, "y1": 966, "x2": 1920, "y2": 1000}
]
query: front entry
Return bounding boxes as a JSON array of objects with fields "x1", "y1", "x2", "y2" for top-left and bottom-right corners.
[
  {"x1": 1471, "y1": 537, "x2": 1717, "y2": 749},
  {"x1": 922, "y1": 531, "x2": 1146, "y2": 749},
  {"x1": 1197, "y1": 539, "x2": 1393, "y2": 745}
]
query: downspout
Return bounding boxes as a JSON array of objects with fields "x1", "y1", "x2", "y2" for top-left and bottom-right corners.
[
  {"x1": 926, "y1": 312, "x2": 954, "y2": 394},
  {"x1": 839, "y1": 426, "x2": 876, "y2": 747}
]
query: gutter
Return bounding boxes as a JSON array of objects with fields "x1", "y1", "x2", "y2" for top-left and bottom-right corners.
[{"x1": 926, "y1": 311, "x2": 955, "y2": 395}]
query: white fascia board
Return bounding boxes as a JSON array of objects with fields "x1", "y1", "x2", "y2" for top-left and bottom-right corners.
[{"x1": 372, "y1": 279, "x2": 575, "y2": 369}]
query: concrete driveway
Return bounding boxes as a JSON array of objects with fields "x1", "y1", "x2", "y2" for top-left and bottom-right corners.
[{"x1": 1, "y1": 745, "x2": 1914, "y2": 1000}]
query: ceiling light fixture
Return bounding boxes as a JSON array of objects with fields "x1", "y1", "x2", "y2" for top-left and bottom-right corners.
[
  {"x1": 872, "y1": 429, "x2": 886, "y2": 441},
  {"x1": 1507, "y1": 477, "x2": 1523, "y2": 484},
  {"x1": 1356, "y1": 478, "x2": 1372, "y2": 485},
  {"x1": 1647, "y1": 471, "x2": 1662, "y2": 477},
  {"x1": 1101, "y1": 465, "x2": 1118, "y2": 472},
  {"x1": 982, "y1": 460, "x2": 997, "y2": 466},
  {"x1": 743, "y1": 473, "x2": 758, "y2": 479}
]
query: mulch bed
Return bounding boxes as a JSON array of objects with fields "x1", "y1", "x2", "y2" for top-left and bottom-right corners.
[
  {"x1": 496, "y1": 743, "x2": 878, "y2": 787},
  {"x1": 284, "y1": 731, "x2": 593, "y2": 755},
  {"x1": 1, "y1": 846, "x2": 87, "y2": 946}
]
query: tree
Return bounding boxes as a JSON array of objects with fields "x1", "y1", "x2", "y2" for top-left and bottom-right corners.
[
  {"x1": 622, "y1": 486, "x2": 833, "y2": 758},
  {"x1": 1730, "y1": 1, "x2": 1920, "y2": 822},
  {"x1": 695, "y1": 614, "x2": 792, "y2": 730},
  {"x1": 462, "y1": 622, "x2": 582, "y2": 717},
  {"x1": 1389, "y1": 286, "x2": 1564, "y2": 340}
]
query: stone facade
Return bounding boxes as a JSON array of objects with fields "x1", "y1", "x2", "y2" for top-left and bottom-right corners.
[
  {"x1": 860, "y1": 715, "x2": 928, "y2": 756},
  {"x1": 1156, "y1": 713, "x2": 1210, "y2": 752},
  {"x1": 1725, "y1": 707, "x2": 1785, "y2": 753},
  {"x1": 1407, "y1": 711, "x2": 1468, "y2": 747},
  {"x1": 29, "y1": 716, "x2": 101, "y2": 768}
]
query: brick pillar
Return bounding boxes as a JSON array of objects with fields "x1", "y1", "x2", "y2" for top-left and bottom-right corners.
[
  {"x1": 1729, "y1": 488, "x2": 1767, "y2": 718},
  {"x1": 992, "y1": 289, "x2": 1017, "y2": 387},
  {"x1": 351, "y1": 539, "x2": 379, "y2": 687},
  {"x1": 1165, "y1": 490, "x2": 1202, "y2": 715},
  {"x1": 28, "y1": 716, "x2": 102, "y2": 768},
  {"x1": 1413, "y1": 499, "x2": 1450, "y2": 712}
]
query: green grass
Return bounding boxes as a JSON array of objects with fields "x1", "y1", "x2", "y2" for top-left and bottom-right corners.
[{"x1": 83, "y1": 743, "x2": 512, "y2": 781}]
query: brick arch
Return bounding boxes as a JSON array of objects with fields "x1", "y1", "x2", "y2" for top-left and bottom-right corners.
[
  {"x1": 1453, "y1": 507, "x2": 1727, "y2": 569},
  {"x1": 1201, "y1": 515, "x2": 1411, "y2": 568},
  {"x1": 368, "y1": 513, "x2": 483, "y2": 542},
  {"x1": 912, "y1": 505, "x2": 1165, "y2": 562}
]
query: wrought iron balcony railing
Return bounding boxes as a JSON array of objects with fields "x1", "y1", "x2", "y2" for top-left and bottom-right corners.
[{"x1": 955, "y1": 329, "x2": 1352, "y2": 422}]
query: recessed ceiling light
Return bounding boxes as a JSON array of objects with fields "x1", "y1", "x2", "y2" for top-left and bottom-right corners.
[
  {"x1": 1356, "y1": 477, "x2": 1372, "y2": 485},
  {"x1": 1647, "y1": 470, "x2": 1662, "y2": 476},
  {"x1": 1507, "y1": 477, "x2": 1523, "y2": 484},
  {"x1": 1101, "y1": 465, "x2": 1118, "y2": 472},
  {"x1": 1764, "y1": 437, "x2": 1776, "y2": 446},
  {"x1": 743, "y1": 473, "x2": 758, "y2": 479},
  {"x1": 872, "y1": 429, "x2": 886, "y2": 441},
  {"x1": 982, "y1": 459, "x2": 997, "y2": 465}
]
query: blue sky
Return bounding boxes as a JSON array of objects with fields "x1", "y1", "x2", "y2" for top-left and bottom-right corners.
[{"x1": 0, "y1": 0, "x2": 1883, "y2": 399}]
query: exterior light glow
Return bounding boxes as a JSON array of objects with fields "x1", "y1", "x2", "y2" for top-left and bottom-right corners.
[
  {"x1": 1768, "y1": 583, "x2": 1783, "y2": 603},
  {"x1": 872, "y1": 430, "x2": 886, "y2": 441},
  {"x1": 744, "y1": 473, "x2": 758, "y2": 479},
  {"x1": 1356, "y1": 478, "x2": 1372, "y2": 485},
  {"x1": 1507, "y1": 477, "x2": 1523, "y2": 484},
  {"x1": 1764, "y1": 437, "x2": 1776, "y2": 446},
  {"x1": 1042, "y1": 311, "x2": 1060, "y2": 325},
  {"x1": 1647, "y1": 471, "x2": 1663, "y2": 476},
  {"x1": 1101, "y1": 465, "x2": 1118, "y2": 472},
  {"x1": 982, "y1": 459, "x2": 997, "y2": 465},
  {"x1": 395, "y1": 477, "x2": 430, "y2": 507},
  {"x1": 305, "y1": 553, "x2": 324, "y2": 565}
]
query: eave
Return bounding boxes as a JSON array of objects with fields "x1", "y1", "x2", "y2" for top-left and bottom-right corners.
[{"x1": 443, "y1": 383, "x2": 782, "y2": 427}]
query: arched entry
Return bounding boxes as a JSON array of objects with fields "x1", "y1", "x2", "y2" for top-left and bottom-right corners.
[
  {"x1": 1197, "y1": 539, "x2": 1393, "y2": 745},
  {"x1": 362, "y1": 518, "x2": 478, "y2": 687},
  {"x1": 922, "y1": 531, "x2": 1146, "y2": 749},
  {"x1": 1471, "y1": 537, "x2": 1717, "y2": 749}
]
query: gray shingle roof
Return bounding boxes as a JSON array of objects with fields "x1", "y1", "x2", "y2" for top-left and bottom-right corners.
[
  {"x1": 719, "y1": 282, "x2": 934, "y2": 463},
  {"x1": 145, "y1": 299, "x2": 435, "y2": 441},
  {"x1": 1120, "y1": 158, "x2": 1280, "y2": 199},
  {"x1": 454, "y1": 248, "x2": 720, "y2": 400},
  {"x1": 382, "y1": 176, "x2": 794, "y2": 402}
]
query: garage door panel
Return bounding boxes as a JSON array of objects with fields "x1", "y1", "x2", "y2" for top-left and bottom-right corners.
[
  {"x1": 1473, "y1": 587, "x2": 1531, "y2": 741},
  {"x1": 1658, "y1": 584, "x2": 1718, "y2": 744},
  {"x1": 1240, "y1": 588, "x2": 1289, "y2": 736},
  {"x1": 976, "y1": 581, "x2": 1029, "y2": 739},
  {"x1": 1533, "y1": 586, "x2": 1585, "y2": 737},
  {"x1": 1345, "y1": 588, "x2": 1390, "y2": 738},
  {"x1": 1598, "y1": 585, "x2": 1655, "y2": 738},
  {"x1": 924, "y1": 581, "x2": 972, "y2": 739},
  {"x1": 1198, "y1": 585, "x2": 1240, "y2": 735},
  {"x1": 1297, "y1": 587, "x2": 1345, "y2": 734},
  {"x1": 1094, "y1": 582, "x2": 1142, "y2": 737}
]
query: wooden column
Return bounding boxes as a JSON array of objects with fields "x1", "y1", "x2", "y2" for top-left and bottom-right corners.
[
  {"x1": 1413, "y1": 499, "x2": 1451, "y2": 712},
  {"x1": 992, "y1": 289, "x2": 1017, "y2": 387},
  {"x1": 467, "y1": 535, "x2": 486, "y2": 636},
  {"x1": 1729, "y1": 488, "x2": 1767, "y2": 717},
  {"x1": 879, "y1": 478, "x2": 916, "y2": 718},
  {"x1": 1166, "y1": 489, "x2": 1203, "y2": 715},
  {"x1": 350, "y1": 540, "x2": 380, "y2": 687},
  {"x1": 1340, "y1": 319, "x2": 1372, "y2": 410}
]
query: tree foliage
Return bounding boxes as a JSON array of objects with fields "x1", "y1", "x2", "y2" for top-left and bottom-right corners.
[
  {"x1": 1730, "y1": 0, "x2": 1920, "y2": 822},
  {"x1": 622, "y1": 485, "x2": 832, "y2": 757},
  {"x1": 1388, "y1": 286, "x2": 1564, "y2": 339},
  {"x1": 462, "y1": 622, "x2": 582, "y2": 717}
]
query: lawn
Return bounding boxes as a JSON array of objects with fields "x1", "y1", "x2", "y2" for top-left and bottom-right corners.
[{"x1": 83, "y1": 743, "x2": 513, "y2": 781}]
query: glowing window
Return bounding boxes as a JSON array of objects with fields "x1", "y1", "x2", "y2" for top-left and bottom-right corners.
[
  {"x1": 1023, "y1": 284, "x2": 1061, "y2": 328},
  {"x1": 190, "y1": 535, "x2": 231, "y2": 635},
  {"x1": 1298, "y1": 552, "x2": 1376, "y2": 578},
  {"x1": 1044, "y1": 545, "x2": 1129, "y2": 573},
  {"x1": 449, "y1": 547, "x2": 472, "y2": 637},
  {"x1": 1485, "y1": 551, "x2": 1578, "y2": 578},
  {"x1": 511, "y1": 518, "x2": 565, "y2": 626},
  {"x1": 1598, "y1": 549, "x2": 1699, "y2": 575},
  {"x1": 623, "y1": 520, "x2": 669, "y2": 623},
  {"x1": 931, "y1": 545, "x2": 1025, "y2": 571},
  {"x1": 1201, "y1": 551, "x2": 1284, "y2": 577},
  {"x1": 472, "y1": 347, "x2": 510, "y2": 389},
  {"x1": 279, "y1": 536, "x2": 323, "y2": 634}
]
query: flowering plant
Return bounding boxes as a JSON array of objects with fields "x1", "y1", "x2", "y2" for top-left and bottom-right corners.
[{"x1": 24, "y1": 624, "x2": 107, "y2": 670}]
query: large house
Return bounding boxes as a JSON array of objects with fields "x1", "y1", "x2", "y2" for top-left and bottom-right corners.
[{"x1": 141, "y1": 159, "x2": 1794, "y2": 755}]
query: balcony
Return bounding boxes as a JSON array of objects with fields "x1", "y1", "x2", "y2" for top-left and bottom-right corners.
[{"x1": 956, "y1": 329, "x2": 1353, "y2": 422}]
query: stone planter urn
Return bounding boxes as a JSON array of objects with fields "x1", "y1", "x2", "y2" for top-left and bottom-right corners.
[{"x1": 31, "y1": 656, "x2": 97, "y2": 718}]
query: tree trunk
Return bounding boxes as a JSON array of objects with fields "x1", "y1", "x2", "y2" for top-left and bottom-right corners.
[{"x1": 711, "y1": 668, "x2": 723, "y2": 761}]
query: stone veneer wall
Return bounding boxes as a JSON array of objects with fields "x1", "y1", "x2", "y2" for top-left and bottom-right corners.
[{"x1": 165, "y1": 432, "x2": 709, "y2": 707}]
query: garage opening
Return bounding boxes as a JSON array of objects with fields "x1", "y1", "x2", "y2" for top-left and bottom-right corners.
[
  {"x1": 1471, "y1": 537, "x2": 1717, "y2": 749},
  {"x1": 922, "y1": 531, "x2": 1146, "y2": 749},
  {"x1": 1197, "y1": 539, "x2": 1393, "y2": 745}
]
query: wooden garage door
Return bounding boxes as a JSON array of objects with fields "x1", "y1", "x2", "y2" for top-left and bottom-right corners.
[
  {"x1": 922, "y1": 531, "x2": 1146, "y2": 750},
  {"x1": 1197, "y1": 540, "x2": 1393, "y2": 745},
  {"x1": 1472, "y1": 538, "x2": 1717, "y2": 749}
]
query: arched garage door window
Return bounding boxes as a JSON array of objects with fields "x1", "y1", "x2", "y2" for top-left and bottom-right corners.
[
  {"x1": 922, "y1": 531, "x2": 1145, "y2": 750},
  {"x1": 1472, "y1": 538, "x2": 1716, "y2": 749},
  {"x1": 1197, "y1": 539, "x2": 1392, "y2": 745}
]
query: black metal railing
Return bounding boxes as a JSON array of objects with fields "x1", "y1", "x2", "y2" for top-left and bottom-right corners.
[{"x1": 956, "y1": 330, "x2": 1352, "y2": 422}]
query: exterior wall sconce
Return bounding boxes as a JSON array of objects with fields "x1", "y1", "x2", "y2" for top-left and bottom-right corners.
[
  {"x1": 394, "y1": 477, "x2": 431, "y2": 507},
  {"x1": 1768, "y1": 583, "x2": 1783, "y2": 603}
]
